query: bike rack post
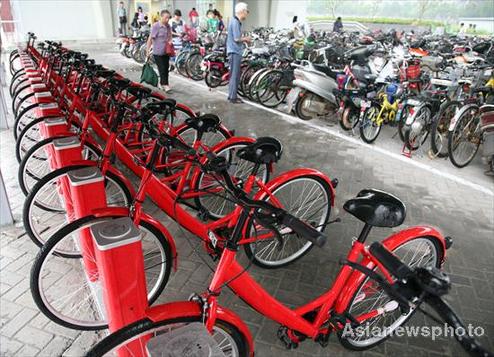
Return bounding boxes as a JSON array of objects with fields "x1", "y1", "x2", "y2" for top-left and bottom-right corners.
[
  {"x1": 67, "y1": 166, "x2": 107, "y2": 282},
  {"x1": 51, "y1": 136, "x2": 82, "y2": 169},
  {"x1": 91, "y1": 217, "x2": 148, "y2": 349},
  {"x1": 41, "y1": 116, "x2": 67, "y2": 140}
]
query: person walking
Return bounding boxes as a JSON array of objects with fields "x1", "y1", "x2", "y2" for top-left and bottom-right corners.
[
  {"x1": 333, "y1": 17, "x2": 343, "y2": 32},
  {"x1": 189, "y1": 7, "x2": 199, "y2": 28},
  {"x1": 147, "y1": 10, "x2": 173, "y2": 92},
  {"x1": 227, "y1": 2, "x2": 250, "y2": 104},
  {"x1": 117, "y1": 1, "x2": 127, "y2": 36}
]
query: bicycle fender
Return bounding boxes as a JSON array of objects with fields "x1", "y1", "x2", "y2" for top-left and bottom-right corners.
[
  {"x1": 139, "y1": 211, "x2": 178, "y2": 270},
  {"x1": 448, "y1": 103, "x2": 479, "y2": 131},
  {"x1": 106, "y1": 165, "x2": 137, "y2": 197},
  {"x1": 146, "y1": 301, "x2": 255, "y2": 356},
  {"x1": 253, "y1": 167, "x2": 336, "y2": 206},
  {"x1": 334, "y1": 226, "x2": 447, "y2": 313}
]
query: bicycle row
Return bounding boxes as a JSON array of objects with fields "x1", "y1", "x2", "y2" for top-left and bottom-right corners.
[
  {"x1": 152, "y1": 27, "x2": 494, "y2": 172},
  {"x1": 7, "y1": 33, "x2": 492, "y2": 356}
]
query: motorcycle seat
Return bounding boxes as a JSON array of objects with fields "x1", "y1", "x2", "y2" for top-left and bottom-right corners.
[
  {"x1": 185, "y1": 114, "x2": 220, "y2": 133},
  {"x1": 236, "y1": 137, "x2": 283, "y2": 165},
  {"x1": 364, "y1": 73, "x2": 378, "y2": 82},
  {"x1": 312, "y1": 64, "x2": 334, "y2": 78},
  {"x1": 343, "y1": 189, "x2": 406, "y2": 228}
]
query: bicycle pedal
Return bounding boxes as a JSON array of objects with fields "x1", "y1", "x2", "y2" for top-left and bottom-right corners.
[
  {"x1": 197, "y1": 209, "x2": 209, "y2": 221},
  {"x1": 277, "y1": 327, "x2": 299, "y2": 349}
]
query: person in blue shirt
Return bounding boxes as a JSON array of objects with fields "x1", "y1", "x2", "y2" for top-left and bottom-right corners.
[{"x1": 227, "y1": 2, "x2": 251, "y2": 104}]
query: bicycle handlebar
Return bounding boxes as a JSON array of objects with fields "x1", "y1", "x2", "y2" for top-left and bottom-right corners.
[{"x1": 367, "y1": 242, "x2": 492, "y2": 357}]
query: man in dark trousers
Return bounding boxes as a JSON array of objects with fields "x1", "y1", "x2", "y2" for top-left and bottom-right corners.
[
  {"x1": 226, "y1": 2, "x2": 251, "y2": 104},
  {"x1": 117, "y1": 1, "x2": 127, "y2": 36}
]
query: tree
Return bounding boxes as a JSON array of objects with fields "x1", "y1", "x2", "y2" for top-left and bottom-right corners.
[
  {"x1": 417, "y1": 0, "x2": 433, "y2": 21},
  {"x1": 370, "y1": 0, "x2": 383, "y2": 19},
  {"x1": 326, "y1": 0, "x2": 339, "y2": 18}
]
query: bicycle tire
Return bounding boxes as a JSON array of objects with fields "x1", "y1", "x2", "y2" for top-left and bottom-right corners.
[
  {"x1": 23, "y1": 163, "x2": 132, "y2": 248},
  {"x1": 30, "y1": 215, "x2": 172, "y2": 330},
  {"x1": 447, "y1": 105, "x2": 481, "y2": 168},
  {"x1": 338, "y1": 236, "x2": 444, "y2": 350},
  {"x1": 244, "y1": 174, "x2": 333, "y2": 268},
  {"x1": 18, "y1": 136, "x2": 101, "y2": 196},
  {"x1": 86, "y1": 315, "x2": 249, "y2": 357}
]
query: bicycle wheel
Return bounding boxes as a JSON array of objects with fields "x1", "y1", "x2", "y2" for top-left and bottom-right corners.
[
  {"x1": 247, "y1": 68, "x2": 267, "y2": 101},
  {"x1": 193, "y1": 142, "x2": 270, "y2": 219},
  {"x1": 30, "y1": 215, "x2": 172, "y2": 330},
  {"x1": 430, "y1": 101, "x2": 460, "y2": 158},
  {"x1": 86, "y1": 315, "x2": 248, "y2": 357},
  {"x1": 185, "y1": 53, "x2": 204, "y2": 81},
  {"x1": 15, "y1": 116, "x2": 46, "y2": 162},
  {"x1": 23, "y1": 165, "x2": 132, "y2": 249},
  {"x1": 359, "y1": 105, "x2": 382, "y2": 143},
  {"x1": 176, "y1": 51, "x2": 190, "y2": 77},
  {"x1": 14, "y1": 102, "x2": 43, "y2": 139},
  {"x1": 18, "y1": 137, "x2": 100, "y2": 196},
  {"x1": 339, "y1": 236, "x2": 443, "y2": 350},
  {"x1": 448, "y1": 106, "x2": 481, "y2": 168},
  {"x1": 162, "y1": 124, "x2": 231, "y2": 176},
  {"x1": 256, "y1": 69, "x2": 287, "y2": 107},
  {"x1": 244, "y1": 175, "x2": 332, "y2": 268},
  {"x1": 404, "y1": 106, "x2": 432, "y2": 151}
]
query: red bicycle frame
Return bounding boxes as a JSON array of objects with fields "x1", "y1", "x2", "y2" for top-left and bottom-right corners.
[{"x1": 144, "y1": 225, "x2": 447, "y2": 355}]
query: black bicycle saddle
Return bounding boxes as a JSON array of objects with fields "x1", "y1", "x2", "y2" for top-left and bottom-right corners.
[
  {"x1": 185, "y1": 114, "x2": 220, "y2": 133},
  {"x1": 236, "y1": 137, "x2": 283, "y2": 165},
  {"x1": 343, "y1": 189, "x2": 406, "y2": 228}
]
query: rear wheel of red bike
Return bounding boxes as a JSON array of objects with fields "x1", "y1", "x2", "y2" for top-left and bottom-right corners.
[
  {"x1": 244, "y1": 175, "x2": 333, "y2": 268},
  {"x1": 86, "y1": 316, "x2": 249, "y2": 357},
  {"x1": 338, "y1": 236, "x2": 444, "y2": 350},
  {"x1": 193, "y1": 142, "x2": 270, "y2": 219}
]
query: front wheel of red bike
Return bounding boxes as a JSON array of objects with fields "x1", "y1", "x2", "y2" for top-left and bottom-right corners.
[
  {"x1": 338, "y1": 236, "x2": 444, "y2": 350},
  {"x1": 86, "y1": 316, "x2": 249, "y2": 357}
]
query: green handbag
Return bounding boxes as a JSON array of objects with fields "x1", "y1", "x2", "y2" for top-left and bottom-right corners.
[{"x1": 140, "y1": 61, "x2": 158, "y2": 87}]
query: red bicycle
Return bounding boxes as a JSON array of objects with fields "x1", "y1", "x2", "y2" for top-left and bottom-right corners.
[
  {"x1": 30, "y1": 112, "x2": 335, "y2": 330},
  {"x1": 84, "y1": 166, "x2": 451, "y2": 356}
]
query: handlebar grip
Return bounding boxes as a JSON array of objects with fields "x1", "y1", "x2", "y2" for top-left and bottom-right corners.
[
  {"x1": 281, "y1": 213, "x2": 326, "y2": 247},
  {"x1": 369, "y1": 242, "x2": 413, "y2": 280},
  {"x1": 427, "y1": 296, "x2": 493, "y2": 357}
]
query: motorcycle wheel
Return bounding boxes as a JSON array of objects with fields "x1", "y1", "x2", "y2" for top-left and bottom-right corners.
[
  {"x1": 205, "y1": 69, "x2": 223, "y2": 88},
  {"x1": 339, "y1": 106, "x2": 359, "y2": 131},
  {"x1": 295, "y1": 93, "x2": 318, "y2": 121}
]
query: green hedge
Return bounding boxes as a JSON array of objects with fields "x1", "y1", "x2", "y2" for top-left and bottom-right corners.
[{"x1": 307, "y1": 16, "x2": 444, "y2": 27}]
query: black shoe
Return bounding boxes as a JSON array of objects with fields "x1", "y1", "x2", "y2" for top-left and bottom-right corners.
[{"x1": 229, "y1": 98, "x2": 244, "y2": 104}]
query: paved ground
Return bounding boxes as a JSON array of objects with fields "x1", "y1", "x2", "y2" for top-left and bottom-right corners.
[{"x1": 0, "y1": 43, "x2": 493, "y2": 356}]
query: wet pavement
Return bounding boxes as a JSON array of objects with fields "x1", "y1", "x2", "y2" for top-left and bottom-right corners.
[{"x1": 0, "y1": 42, "x2": 493, "y2": 356}]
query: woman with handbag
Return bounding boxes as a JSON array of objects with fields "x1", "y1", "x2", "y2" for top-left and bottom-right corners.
[{"x1": 146, "y1": 10, "x2": 173, "y2": 92}]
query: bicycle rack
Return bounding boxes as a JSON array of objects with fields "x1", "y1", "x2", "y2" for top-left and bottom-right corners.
[
  {"x1": 146, "y1": 322, "x2": 227, "y2": 357},
  {"x1": 41, "y1": 116, "x2": 67, "y2": 138},
  {"x1": 52, "y1": 136, "x2": 82, "y2": 169},
  {"x1": 91, "y1": 217, "x2": 148, "y2": 342}
]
